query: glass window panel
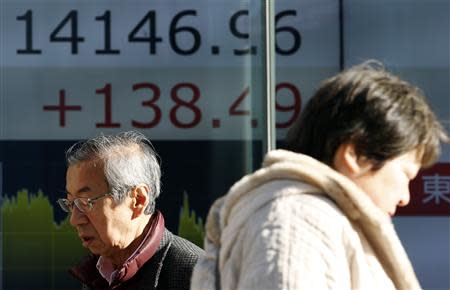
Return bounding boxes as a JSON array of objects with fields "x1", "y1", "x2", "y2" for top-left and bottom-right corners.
[{"x1": 1, "y1": 1, "x2": 267, "y2": 288}]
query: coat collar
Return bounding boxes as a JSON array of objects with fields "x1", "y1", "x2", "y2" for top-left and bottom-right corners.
[{"x1": 206, "y1": 150, "x2": 421, "y2": 290}]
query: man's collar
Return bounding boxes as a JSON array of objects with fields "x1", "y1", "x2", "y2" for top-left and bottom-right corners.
[{"x1": 110, "y1": 211, "x2": 165, "y2": 286}]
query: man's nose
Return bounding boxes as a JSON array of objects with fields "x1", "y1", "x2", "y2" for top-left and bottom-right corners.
[{"x1": 69, "y1": 207, "x2": 89, "y2": 226}]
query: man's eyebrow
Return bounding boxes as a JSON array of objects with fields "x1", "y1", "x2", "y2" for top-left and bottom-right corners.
[{"x1": 66, "y1": 186, "x2": 92, "y2": 196}]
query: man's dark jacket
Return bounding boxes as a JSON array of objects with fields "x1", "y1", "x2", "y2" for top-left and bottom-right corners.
[{"x1": 69, "y1": 212, "x2": 204, "y2": 290}]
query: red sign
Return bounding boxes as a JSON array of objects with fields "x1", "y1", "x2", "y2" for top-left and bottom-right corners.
[{"x1": 397, "y1": 163, "x2": 450, "y2": 216}]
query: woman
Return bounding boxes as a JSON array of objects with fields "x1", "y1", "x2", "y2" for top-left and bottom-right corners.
[{"x1": 191, "y1": 61, "x2": 449, "y2": 290}]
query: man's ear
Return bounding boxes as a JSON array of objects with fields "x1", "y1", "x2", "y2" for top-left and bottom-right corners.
[
  {"x1": 333, "y1": 143, "x2": 371, "y2": 177},
  {"x1": 130, "y1": 184, "x2": 149, "y2": 218}
]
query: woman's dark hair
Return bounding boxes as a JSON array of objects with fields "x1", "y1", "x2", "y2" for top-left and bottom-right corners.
[{"x1": 286, "y1": 60, "x2": 449, "y2": 169}]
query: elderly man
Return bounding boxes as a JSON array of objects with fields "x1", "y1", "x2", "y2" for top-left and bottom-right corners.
[{"x1": 57, "y1": 131, "x2": 203, "y2": 290}]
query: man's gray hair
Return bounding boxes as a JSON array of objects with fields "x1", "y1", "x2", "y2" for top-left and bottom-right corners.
[{"x1": 66, "y1": 131, "x2": 161, "y2": 214}]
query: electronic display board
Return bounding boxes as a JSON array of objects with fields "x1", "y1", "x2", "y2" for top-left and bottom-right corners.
[{"x1": 1, "y1": 0, "x2": 449, "y2": 289}]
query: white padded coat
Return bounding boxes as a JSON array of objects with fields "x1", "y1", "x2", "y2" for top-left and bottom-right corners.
[{"x1": 191, "y1": 150, "x2": 422, "y2": 290}]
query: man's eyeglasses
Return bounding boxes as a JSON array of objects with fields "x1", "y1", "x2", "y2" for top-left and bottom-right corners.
[{"x1": 57, "y1": 193, "x2": 112, "y2": 213}]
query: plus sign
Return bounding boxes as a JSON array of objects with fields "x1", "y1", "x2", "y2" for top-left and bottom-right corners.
[{"x1": 43, "y1": 90, "x2": 82, "y2": 127}]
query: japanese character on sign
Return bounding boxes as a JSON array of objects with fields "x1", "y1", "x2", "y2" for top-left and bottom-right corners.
[{"x1": 422, "y1": 174, "x2": 450, "y2": 204}]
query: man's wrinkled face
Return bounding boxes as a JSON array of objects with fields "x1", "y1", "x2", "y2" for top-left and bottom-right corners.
[{"x1": 66, "y1": 161, "x2": 134, "y2": 260}]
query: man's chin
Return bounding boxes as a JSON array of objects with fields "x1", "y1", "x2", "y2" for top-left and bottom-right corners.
[{"x1": 82, "y1": 239, "x2": 104, "y2": 256}]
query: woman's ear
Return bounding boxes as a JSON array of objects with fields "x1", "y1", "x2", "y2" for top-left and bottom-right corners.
[
  {"x1": 333, "y1": 143, "x2": 372, "y2": 177},
  {"x1": 130, "y1": 184, "x2": 150, "y2": 218}
]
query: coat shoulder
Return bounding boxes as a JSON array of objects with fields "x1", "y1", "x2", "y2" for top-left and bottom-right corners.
[{"x1": 157, "y1": 231, "x2": 204, "y2": 290}]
